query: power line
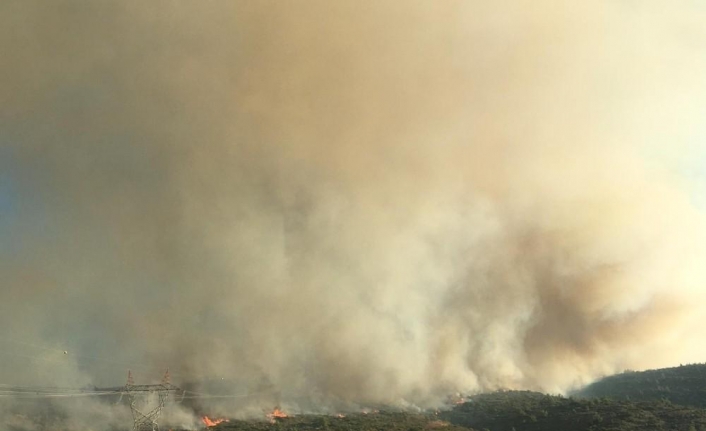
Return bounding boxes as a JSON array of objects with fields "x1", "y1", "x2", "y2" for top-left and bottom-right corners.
[{"x1": 0, "y1": 383, "x2": 267, "y2": 400}]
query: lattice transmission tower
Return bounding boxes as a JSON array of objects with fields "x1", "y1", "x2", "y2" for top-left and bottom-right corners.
[{"x1": 124, "y1": 369, "x2": 181, "y2": 431}]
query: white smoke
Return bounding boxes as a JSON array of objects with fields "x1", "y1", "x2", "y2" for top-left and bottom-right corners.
[{"x1": 1, "y1": 1, "x2": 706, "y2": 427}]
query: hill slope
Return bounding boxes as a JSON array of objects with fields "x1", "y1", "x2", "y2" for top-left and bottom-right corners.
[
  {"x1": 183, "y1": 364, "x2": 706, "y2": 431},
  {"x1": 203, "y1": 391, "x2": 706, "y2": 431},
  {"x1": 441, "y1": 391, "x2": 706, "y2": 431},
  {"x1": 575, "y1": 364, "x2": 706, "y2": 408}
]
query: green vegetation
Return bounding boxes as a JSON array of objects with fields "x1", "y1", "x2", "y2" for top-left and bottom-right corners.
[
  {"x1": 176, "y1": 364, "x2": 706, "y2": 431},
  {"x1": 441, "y1": 390, "x2": 706, "y2": 431},
  {"x1": 575, "y1": 364, "x2": 706, "y2": 408},
  {"x1": 198, "y1": 390, "x2": 706, "y2": 431}
]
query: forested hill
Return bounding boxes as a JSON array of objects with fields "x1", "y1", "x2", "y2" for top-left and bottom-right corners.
[
  {"x1": 440, "y1": 390, "x2": 706, "y2": 431},
  {"x1": 198, "y1": 392, "x2": 706, "y2": 431},
  {"x1": 574, "y1": 364, "x2": 706, "y2": 407},
  {"x1": 184, "y1": 388, "x2": 706, "y2": 431},
  {"x1": 174, "y1": 364, "x2": 706, "y2": 431}
]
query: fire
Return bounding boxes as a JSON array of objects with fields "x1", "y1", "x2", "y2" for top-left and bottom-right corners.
[
  {"x1": 449, "y1": 393, "x2": 466, "y2": 405},
  {"x1": 201, "y1": 416, "x2": 228, "y2": 427},
  {"x1": 267, "y1": 407, "x2": 288, "y2": 423},
  {"x1": 335, "y1": 413, "x2": 346, "y2": 418}
]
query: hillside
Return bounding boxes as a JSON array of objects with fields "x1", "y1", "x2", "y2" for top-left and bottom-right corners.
[
  {"x1": 440, "y1": 391, "x2": 706, "y2": 431},
  {"x1": 199, "y1": 390, "x2": 706, "y2": 431},
  {"x1": 575, "y1": 364, "x2": 706, "y2": 408}
]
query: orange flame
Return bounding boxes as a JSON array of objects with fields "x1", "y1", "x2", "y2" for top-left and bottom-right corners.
[
  {"x1": 201, "y1": 416, "x2": 228, "y2": 427},
  {"x1": 448, "y1": 393, "x2": 466, "y2": 405},
  {"x1": 267, "y1": 407, "x2": 288, "y2": 423}
]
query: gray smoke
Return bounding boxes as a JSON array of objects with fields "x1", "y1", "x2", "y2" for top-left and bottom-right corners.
[{"x1": 2, "y1": 0, "x2": 706, "y2": 428}]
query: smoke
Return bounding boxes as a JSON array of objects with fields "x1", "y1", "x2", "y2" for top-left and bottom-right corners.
[{"x1": 2, "y1": 0, "x2": 706, "y2": 426}]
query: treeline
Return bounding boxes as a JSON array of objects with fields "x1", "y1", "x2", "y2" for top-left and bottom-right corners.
[
  {"x1": 575, "y1": 363, "x2": 706, "y2": 408},
  {"x1": 196, "y1": 364, "x2": 706, "y2": 431},
  {"x1": 441, "y1": 390, "x2": 706, "y2": 431}
]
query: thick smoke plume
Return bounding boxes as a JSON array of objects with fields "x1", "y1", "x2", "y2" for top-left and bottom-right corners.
[{"x1": 2, "y1": 0, "x2": 706, "y2": 426}]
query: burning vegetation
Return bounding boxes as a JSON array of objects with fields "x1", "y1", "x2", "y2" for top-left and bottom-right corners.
[
  {"x1": 201, "y1": 416, "x2": 229, "y2": 427},
  {"x1": 267, "y1": 407, "x2": 289, "y2": 423}
]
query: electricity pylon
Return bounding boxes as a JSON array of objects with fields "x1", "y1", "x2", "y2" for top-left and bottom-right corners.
[{"x1": 125, "y1": 370, "x2": 181, "y2": 431}]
